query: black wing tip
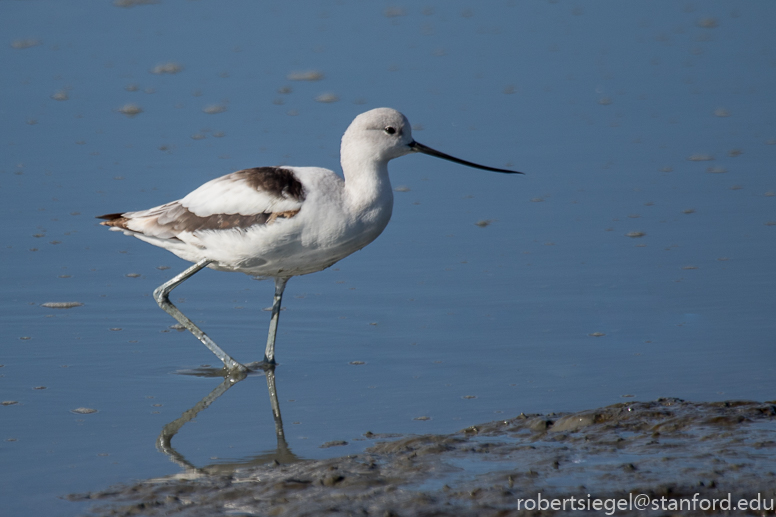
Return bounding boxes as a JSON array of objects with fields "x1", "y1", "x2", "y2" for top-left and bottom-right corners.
[{"x1": 96, "y1": 212, "x2": 125, "y2": 220}]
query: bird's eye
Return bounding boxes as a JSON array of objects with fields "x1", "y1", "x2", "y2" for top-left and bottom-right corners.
[{"x1": 384, "y1": 126, "x2": 397, "y2": 135}]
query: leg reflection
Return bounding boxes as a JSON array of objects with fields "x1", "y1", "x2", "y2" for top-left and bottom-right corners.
[
  {"x1": 265, "y1": 366, "x2": 285, "y2": 444},
  {"x1": 157, "y1": 365, "x2": 297, "y2": 473}
]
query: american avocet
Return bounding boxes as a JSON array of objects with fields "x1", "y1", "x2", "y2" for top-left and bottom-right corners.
[{"x1": 99, "y1": 108, "x2": 522, "y2": 372}]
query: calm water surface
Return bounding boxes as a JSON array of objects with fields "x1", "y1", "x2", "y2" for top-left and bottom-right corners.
[{"x1": 2, "y1": 1, "x2": 775, "y2": 515}]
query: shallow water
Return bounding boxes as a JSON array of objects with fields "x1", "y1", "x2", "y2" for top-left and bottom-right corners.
[{"x1": 2, "y1": 1, "x2": 775, "y2": 515}]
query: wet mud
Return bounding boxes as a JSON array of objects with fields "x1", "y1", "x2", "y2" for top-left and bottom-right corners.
[{"x1": 71, "y1": 398, "x2": 776, "y2": 516}]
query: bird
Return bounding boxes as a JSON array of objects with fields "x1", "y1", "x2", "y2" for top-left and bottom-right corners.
[{"x1": 98, "y1": 108, "x2": 522, "y2": 373}]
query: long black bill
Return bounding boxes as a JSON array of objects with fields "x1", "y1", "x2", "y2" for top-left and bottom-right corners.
[{"x1": 409, "y1": 141, "x2": 524, "y2": 174}]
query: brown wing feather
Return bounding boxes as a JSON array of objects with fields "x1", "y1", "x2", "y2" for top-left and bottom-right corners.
[
  {"x1": 97, "y1": 166, "x2": 305, "y2": 238},
  {"x1": 97, "y1": 213, "x2": 131, "y2": 229}
]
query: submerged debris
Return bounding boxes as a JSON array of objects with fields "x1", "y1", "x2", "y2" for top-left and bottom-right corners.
[
  {"x1": 118, "y1": 104, "x2": 143, "y2": 117},
  {"x1": 203, "y1": 104, "x2": 227, "y2": 114},
  {"x1": 287, "y1": 70, "x2": 324, "y2": 81},
  {"x1": 11, "y1": 39, "x2": 42, "y2": 49},
  {"x1": 150, "y1": 62, "x2": 183, "y2": 74},
  {"x1": 314, "y1": 93, "x2": 339, "y2": 103},
  {"x1": 71, "y1": 407, "x2": 98, "y2": 414},
  {"x1": 41, "y1": 302, "x2": 83, "y2": 309}
]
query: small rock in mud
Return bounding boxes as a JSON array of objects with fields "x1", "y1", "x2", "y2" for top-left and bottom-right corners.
[{"x1": 319, "y1": 441, "x2": 348, "y2": 449}]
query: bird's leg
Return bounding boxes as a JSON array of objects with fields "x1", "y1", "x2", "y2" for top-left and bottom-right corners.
[
  {"x1": 263, "y1": 277, "x2": 289, "y2": 365},
  {"x1": 153, "y1": 259, "x2": 247, "y2": 373}
]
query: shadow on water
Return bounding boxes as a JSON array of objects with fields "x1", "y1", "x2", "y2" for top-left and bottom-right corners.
[{"x1": 157, "y1": 365, "x2": 299, "y2": 474}]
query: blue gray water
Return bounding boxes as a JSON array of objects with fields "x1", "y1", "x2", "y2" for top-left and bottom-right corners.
[{"x1": 2, "y1": 1, "x2": 775, "y2": 515}]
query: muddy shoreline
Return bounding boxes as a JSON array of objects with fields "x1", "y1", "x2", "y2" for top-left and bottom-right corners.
[{"x1": 70, "y1": 398, "x2": 776, "y2": 516}]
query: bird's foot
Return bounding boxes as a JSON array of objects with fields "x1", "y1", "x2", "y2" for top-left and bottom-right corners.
[{"x1": 243, "y1": 359, "x2": 277, "y2": 372}]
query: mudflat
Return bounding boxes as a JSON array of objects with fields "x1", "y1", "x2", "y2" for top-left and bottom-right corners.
[{"x1": 70, "y1": 398, "x2": 776, "y2": 516}]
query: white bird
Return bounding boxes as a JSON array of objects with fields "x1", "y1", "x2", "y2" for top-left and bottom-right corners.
[{"x1": 99, "y1": 108, "x2": 522, "y2": 372}]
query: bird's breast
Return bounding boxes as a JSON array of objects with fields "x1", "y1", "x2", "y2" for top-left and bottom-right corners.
[{"x1": 201, "y1": 188, "x2": 393, "y2": 278}]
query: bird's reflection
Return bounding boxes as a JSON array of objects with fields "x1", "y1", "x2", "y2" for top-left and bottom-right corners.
[{"x1": 157, "y1": 363, "x2": 298, "y2": 474}]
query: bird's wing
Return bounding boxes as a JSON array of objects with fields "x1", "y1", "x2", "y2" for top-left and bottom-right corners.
[
  {"x1": 180, "y1": 167, "x2": 306, "y2": 216},
  {"x1": 99, "y1": 167, "x2": 306, "y2": 239}
]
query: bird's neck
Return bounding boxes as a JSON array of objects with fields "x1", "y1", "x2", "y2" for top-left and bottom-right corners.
[{"x1": 340, "y1": 153, "x2": 394, "y2": 217}]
